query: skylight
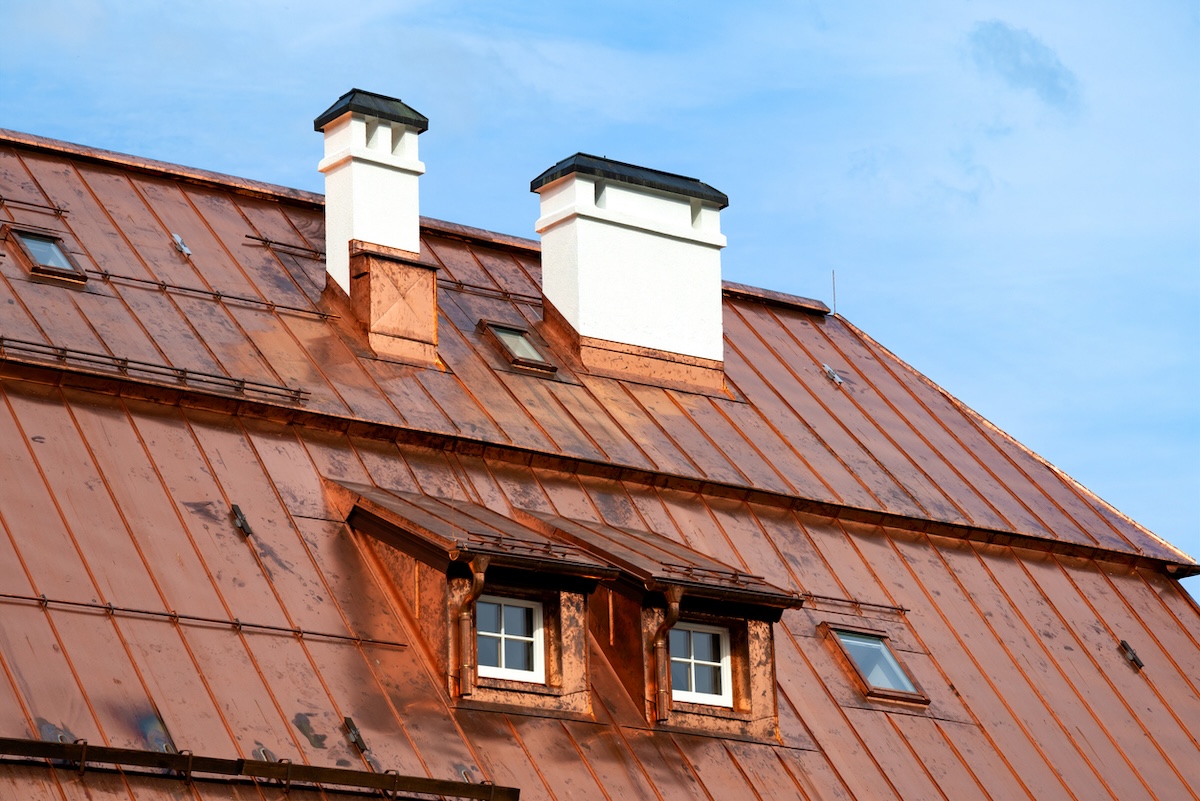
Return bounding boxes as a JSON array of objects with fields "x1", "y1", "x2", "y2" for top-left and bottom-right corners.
[
  {"x1": 7, "y1": 228, "x2": 86, "y2": 283},
  {"x1": 830, "y1": 628, "x2": 921, "y2": 695},
  {"x1": 482, "y1": 321, "x2": 557, "y2": 373}
]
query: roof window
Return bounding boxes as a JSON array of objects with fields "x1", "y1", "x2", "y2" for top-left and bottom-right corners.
[
  {"x1": 4, "y1": 226, "x2": 86, "y2": 283},
  {"x1": 481, "y1": 320, "x2": 557, "y2": 373},
  {"x1": 477, "y1": 595, "x2": 546, "y2": 684},
  {"x1": 669, "y1": 621, "x2": 732, "y2": 707},
  {"x1": 826, "y1": 624, "x2": 927, "y2": 703}
]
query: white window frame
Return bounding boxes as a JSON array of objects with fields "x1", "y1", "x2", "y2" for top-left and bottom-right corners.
[
  {"x1": 669, "y1": 621, "x2": 733, "y2": 707},
  {"x1": 476, "y1": 595, "x2": 545, "y2": 684}
]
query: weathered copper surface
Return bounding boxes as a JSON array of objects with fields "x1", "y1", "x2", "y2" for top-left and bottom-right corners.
[{"x1": 0, "y1": 130, "x2": 1197, "y2": 799}]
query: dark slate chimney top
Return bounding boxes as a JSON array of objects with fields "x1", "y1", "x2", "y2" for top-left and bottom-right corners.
[
  {"x1": 314, "y1": 89, "x2": 429, "y2": 133},
  {"x1": 530, "y1": 153, "x2": 728, "y2": 209}
]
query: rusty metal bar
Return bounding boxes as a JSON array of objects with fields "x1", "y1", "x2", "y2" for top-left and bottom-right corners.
[
  {"x1": 89, "y1": 268, "x2": 337, "y2": 320},
  {"x1": 0, "y1": 336, "x2": 309, "y2": 402},
  {"x1": 0, "y1": 195, "x2": 67, "y2": 216},
  {"x1": 245, "y1": 234, "x2": 327, "y2": 260},
  {"x1": 800, "y1": 592, "x2": 908, "y2": 615},
  {"x1": 0, "y1": 737, "x2": 519, "y2": 799},
  {"x1": 0, "y1": 592, "x2": 407, "y2": 650}
]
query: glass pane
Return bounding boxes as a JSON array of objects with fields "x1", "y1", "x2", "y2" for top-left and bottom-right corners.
[
  {"x1": 477, "y1": 601, "x2": 500, "y2": 634},
  {"x1": 493, "y1": 327, "x2": 545, "y2": 362},
  {"x1": 694, "y1": 664, "x2": 721, "y2": 696},
  {"x1": 669, "y1": 628, "x2": 690, "y2": 658},
  {"x1": 477, "y1": 635, "x2": 500, "y2": 667},
  {"x1": 837, "y1": 631, "x2": 916, "y2": 693},
  {"x1": 21, "y1": 234, "x2": 73, "y2": 270},
  {"x1": 504, "y1": 604, "x2": 533, "y2": 637},
  {"x1": 692, "y1": 631, "x2": 719, "y2": 663},
  {"x1": 505, "y1": 638, "x2": 533, "y2": 671},
  {"x1": 671, "y1": 660, "x2": 691, "y2": 692}
]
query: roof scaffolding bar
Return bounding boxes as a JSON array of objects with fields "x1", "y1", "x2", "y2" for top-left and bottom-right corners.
[{"x1": 0, "y1": 737, "x2": 519, "y2": 800}]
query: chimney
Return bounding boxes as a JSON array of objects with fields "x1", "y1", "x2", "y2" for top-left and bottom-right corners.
[
  {"x1": 531, "y1": 154, "x2": 728, "y2": 389},
  {"x1": 316, "y1": 89, "x2": 438, "y2": 365}
]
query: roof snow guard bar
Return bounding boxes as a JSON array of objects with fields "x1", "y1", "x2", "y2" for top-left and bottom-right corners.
[
  {"x1": 0, "y1": 336, "x2": 309, "y2": 403},
  {"x1": 0, "y1": 737, "x2": 519, "y2": 800}
]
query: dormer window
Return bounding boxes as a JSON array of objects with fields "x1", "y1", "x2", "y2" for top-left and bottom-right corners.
[
  {"x1": 4, "y1": 226, "x2": 87, "y2": 283},
  {"x1": 477, "y1": 595, "x2": 545, "y2": 684},
  {"x1": 480, "y1": 320, "x2": 557, "y2": 374},
  {"x1": 669, "y1": 622, "x2": 732, "y2": 707}
]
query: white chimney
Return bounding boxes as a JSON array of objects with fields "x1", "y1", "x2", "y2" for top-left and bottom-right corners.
[
  {"x1": 531, "y1": 154, "x2": 728, "y2": 367},
  {"x1": 315, "y1": 89, "x2": 428, "y2": 294}
]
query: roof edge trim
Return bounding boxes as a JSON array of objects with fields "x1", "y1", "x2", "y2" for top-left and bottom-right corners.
[{"x1": 722, "y1": 281, "x2": 830, "y2": 314}]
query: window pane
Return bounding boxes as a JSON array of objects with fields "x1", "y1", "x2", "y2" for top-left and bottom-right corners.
[
  {"x1": 671, "y1": 660, "x2": 691, "y2": 692},
  {"x1": 477, "y1": 601, "x2": 500, "y2": 634},
  {"x1": 505, "y1": 638, "x2": 533, "y2": 672},
  {"x1": 836, "y1": 631, "x2": 917, "y2": 693},
  {"x1": 504, "y1": 604, "x2": 533, "y2": 637},
  {"x1": 692, "y1": 631, "x2": 719, "y2": 663},
  {"x1": 493, "y1": 327, "x2": 545, "y2": 362},
  {"x1": 669, "y1": 628, "x2": 689, "y2": 658},
  {"x1": 477, "y1": 635, "x2": 500, "y2": 668},
  {"x1": 694, "y1": 664, "x2": 721, "y2": 696},
  {"x1": 20, "y1": 234, "x2": 73, "y2": 270}
]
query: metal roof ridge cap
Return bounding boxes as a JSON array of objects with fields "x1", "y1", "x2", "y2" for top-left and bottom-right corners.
[{"x1": 721, "y1": 280, "x2": 831, "y2": 314}]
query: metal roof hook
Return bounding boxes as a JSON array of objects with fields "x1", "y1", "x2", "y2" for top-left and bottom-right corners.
[{"x1": 74, "y1": 738, "x2": 87, "y2": 776}]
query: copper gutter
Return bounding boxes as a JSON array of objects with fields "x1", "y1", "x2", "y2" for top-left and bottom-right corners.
[
  {"x1": 456, "y1": 556, "x2": 490, "y2": 697},
  {"x1": 652, "y1": 586, "x2": 684, "y2": 722},
  {"x1": 0, "y1": 736, "x2": 518, "y2": 799}
]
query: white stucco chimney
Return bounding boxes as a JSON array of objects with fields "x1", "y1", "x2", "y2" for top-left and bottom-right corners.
[
  {"x1": 531, "y1": 154, "x2": 728, "y2": 368},
  {"x1": 315, "y1": 89, "x2": 428, "y2": 294}
]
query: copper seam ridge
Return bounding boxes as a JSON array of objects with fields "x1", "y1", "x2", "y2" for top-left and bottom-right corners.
[
  {"x1": 774, "y1": 623, "x2": 907, "y2": 799},
  {"x1": 1042, "y1": 559, "x2": 1200, "y2": 793},
  {"x1": 928, "y1": 545, "x2": 1128, "y2": 798},
  {"x1": 835, "y1": 316, "x2": 1155, "y2": 558},
  {"x1": 0, "y1": 593, "x2": 407, "y2": 649},
  {"x1": 832, "y1": 312, "x2": 1058, "y2": 543},
  {"x1": 721, "y1": 304, "x2": 880, "y2": 509},
  {"x1": 881, "y1": 536, "x2": 1078, "y2": 800},
  {"x1": 764, "y1": 306, "x2": 967, "y2": 524},
  {"x1": 968, "y1": 550, "x2": 1168, "y2": 797},
  {"x1": 810, "y1": 311, "x2": 1018, "y2": 532},
  {"x1": 728, "y1": 302, "x2": 931, "y2": 517}
]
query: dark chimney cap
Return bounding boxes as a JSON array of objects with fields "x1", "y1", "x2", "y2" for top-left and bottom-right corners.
[
  {"x1": 314, "y1": 89, "x2": 429, "y2": 133},
  {"x1": 530, "y1": 153, "x2": 728, "y2": 209}
]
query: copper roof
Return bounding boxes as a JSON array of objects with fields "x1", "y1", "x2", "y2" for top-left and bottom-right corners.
[{"x1": 0, "y1": 129, "x2": 1197, "y2": 800}]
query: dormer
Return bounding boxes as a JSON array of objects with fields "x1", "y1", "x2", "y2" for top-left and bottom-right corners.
[{"x1": 515, "y1": 511, "x2": 801, "y2": 740}]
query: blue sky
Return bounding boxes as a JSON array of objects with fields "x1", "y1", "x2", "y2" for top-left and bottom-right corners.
[{"x1": 2, "y1": 1, "x2": 1197, "y2": 594}]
